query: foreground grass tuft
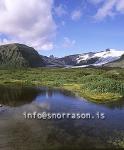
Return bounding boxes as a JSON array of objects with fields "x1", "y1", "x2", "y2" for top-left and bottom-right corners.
[{"x1": 0, "y1": 67, "x2": 124, "y2": 102}]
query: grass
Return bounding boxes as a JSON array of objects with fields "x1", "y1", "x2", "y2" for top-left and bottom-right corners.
[{"x1": 0, "y1": 67, "x2": 124, "y2": 103}]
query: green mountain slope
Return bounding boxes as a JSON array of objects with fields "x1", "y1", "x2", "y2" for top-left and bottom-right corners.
[{"x1": 0, "y1": 43, "x2": 45, "y2": 68}]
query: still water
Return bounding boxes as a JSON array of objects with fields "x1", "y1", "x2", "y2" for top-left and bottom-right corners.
[{"x1": 0, "y1": 86, "x2": 124, "y2": 149}]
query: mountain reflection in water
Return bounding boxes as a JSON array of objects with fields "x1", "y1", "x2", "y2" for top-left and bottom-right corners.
[{"x1": 0, "y1": 86, "x2": 124, "y2": 149}]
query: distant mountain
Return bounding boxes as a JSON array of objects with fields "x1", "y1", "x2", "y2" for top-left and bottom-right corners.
[
  {"x1": 104, "y1": 54, "x2": 124, "y2": 68},
  {"x1": 41, "y1": 54, "x2": 81, "y2": 67},
  {"x1": 55, "y1": 49, "x2": 124, "y2": 68},
  {"x1": 0, "y1": 43, "x2": 45, "y2": 68},
  {"x1": 92, "y1": 49, "x2": 124, "y2": 66},
  {"x1": 41, "y1": 55, "x2": 65, "y2": 67},
  {"x1": 0, "y1": 43, "x2": 123, "y2": 68},
  {"x1": 57, "y1": 54, "x2": 80, "y2": 66}
]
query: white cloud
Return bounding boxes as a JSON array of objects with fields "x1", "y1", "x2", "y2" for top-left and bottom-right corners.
[
  {"x1": 71, "y1": 10, "x2": 82, "y2": 21},
  {"x1": 0, "y1": 0, "x2": 56, "y2": 50},
  {"x1": 54, "y1": 4, "x2": 67, "y2": 17},
  {"x1": 62, "y1": 37, "x2": 76, "y2": 48},
  {"x1": 116, "y1": 0, "x2": 124, "y2": 13},
  {"x1": 94, "y1": 0, "x2": 116, "y2": 20},
  {"x1": 94, "y1": 0, "x2": 124, "y2": 20}
]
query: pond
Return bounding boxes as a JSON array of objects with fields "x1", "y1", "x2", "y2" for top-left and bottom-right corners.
[{"x1": 0, "y1": 86, "x2": 124, "y2": 149}]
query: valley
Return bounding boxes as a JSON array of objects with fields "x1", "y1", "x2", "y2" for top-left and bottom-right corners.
[
  {"x1": 0, "y1": 44, "x2": 124, "y2": 149},
  {"x1": 0, "y1": 43, "x2": 124, "y2": 103},
  {"x1": 1, "y1": 1, "x2": 124, "y2": 149}
]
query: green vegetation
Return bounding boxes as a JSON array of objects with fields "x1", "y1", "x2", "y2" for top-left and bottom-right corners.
[
  {"x1": 0, "y1": 43, "x2": 45, "y2": 68},
  {"x1": 0, "y1": 67, "x2": 124, "y2": 102}
]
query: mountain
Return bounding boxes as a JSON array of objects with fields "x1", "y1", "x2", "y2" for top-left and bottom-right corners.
[
  {"x1": 91, "y1": 49, "x2": 124, "y2": 66},
  {"x1": 41, "y1": 54, "x2": 82, "y2": 67},
  {"x1": 57, "y1": 54, "x2": 80, "y2": 66},
  {"x1": 0, "y1": 43, "x2": 45, "y2": 68},
  {"x1": 0, "y1": 43, "x2": 123, "y2": 68},
  {"x1": 41, "y1": 55, "x2": 65, "y2": 67},
  {"x1": 104, "y1": 54, "x2": 124, "y2": 68},
  {"x1": 55, "y1": 49, "x2": 124, "y2": 68}
]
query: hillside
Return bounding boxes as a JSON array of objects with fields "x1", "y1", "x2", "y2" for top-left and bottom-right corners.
[
  {"x1": 104, "y1": 55, "x2": 124, "y2": 68},
  {"x1": 0, "y1": 43, "x2": 45, "y2": 68}
]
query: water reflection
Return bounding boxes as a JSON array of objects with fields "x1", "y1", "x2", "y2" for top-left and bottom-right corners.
[
  {"x1": 0, "y1": 86, "x2": 76, "y2": 107},
  {"x1": 102, "y1": 97, "x2": 124, "y2": 110},
  {"x1": 0, "y1": 86, "x2": 41, "y2": 106},
  {"x1": 0, "y1": 86, "x2": 124, "y2": 149},
  {"x1": 0, "y1": 86, "x2": 124, "y2": 110}
]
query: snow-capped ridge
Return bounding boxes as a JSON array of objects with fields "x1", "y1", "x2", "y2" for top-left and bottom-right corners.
[{"x1": 75, "y1": 49, "x2": 124, "y2": 67}]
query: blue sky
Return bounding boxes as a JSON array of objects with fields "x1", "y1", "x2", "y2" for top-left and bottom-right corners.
[{"x1": 0, "y1": 0, "x2": 124, "y2": 57}]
